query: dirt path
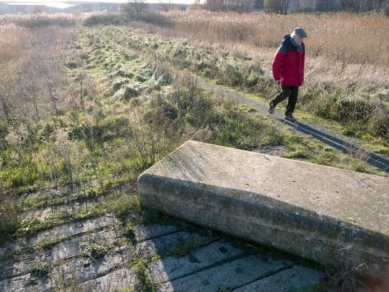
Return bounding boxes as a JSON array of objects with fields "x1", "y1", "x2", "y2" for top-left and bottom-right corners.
[
  {"x1": 196, "y1": 77, "x2": 389, "y2": 173},
  {"x1": 85, "y1": 24, "x2": 389, "y2": 174}
]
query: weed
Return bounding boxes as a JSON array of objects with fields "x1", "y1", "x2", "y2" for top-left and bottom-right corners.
[
  {"x1": 110, "y1": 192, "x2": 141, "y2": 222},
  {"x1": 132, "y1": 257, "x2": 157, "y2": 292},
  {"x1": 80, "y1": 241, "x2": 108, "y2": 259},
  {"x1": 328, "y1": 262, "x2": 369, "y2": 292},
  {"x1": 51, "y1": 264, "x2": 82, "y2": 292},
  {"x1": 30, "y1": 262, "x2": 51, "y2": 277},
  {"x1": 0, "y1": 188, "x2": 20, "y2": 241}
]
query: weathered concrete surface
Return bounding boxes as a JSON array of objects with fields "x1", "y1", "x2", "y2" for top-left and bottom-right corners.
[
  {"x1": 146, "y1": 239, "x2": 246, "y2": 284},
  {"x1": 0, "y1": 221, "x2": 327, "y2": 292},
  {"x1": 138, "y1": 140, "x2": 389, "y2": 284},
  {"x1": 136, "y1": 231, "x2": 217, "y2": 259},
  {"x1": 77, "y1": 267, "x2": 139, "y2": 292},
  {"x1": 233, "y1": 265, "x2": 326, "y2": 292},
  {"x1": 156, "y1": 254, "x2": 293, "y2": 292}
]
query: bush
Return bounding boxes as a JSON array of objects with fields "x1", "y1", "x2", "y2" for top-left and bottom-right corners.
[
  {"x1": 82, "y1": 13, "x2": 122, "y2": 26},
  {"x1": 119, "y1": 1, "x2": 148, "y2": 22},
  {"x1": 15, "y1": 14, "x2": 75, "y2": 28},
  {"x1": 138, "y1": 12, "x2": 171, "y2": 27}
]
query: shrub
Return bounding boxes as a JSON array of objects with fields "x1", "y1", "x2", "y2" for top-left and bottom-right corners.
[
  {"x1": 119, "y1": 1, "x2": 149, "y2": 22},
  {"x1": 82, "y1": 13, "x2": 122, "y2": 26},
  {"x1": 138, "y1": 12, "x2": 172, "y2": 27},
  {"x1": 14, "y1": 14, "x2": 75, "y2": 28}
]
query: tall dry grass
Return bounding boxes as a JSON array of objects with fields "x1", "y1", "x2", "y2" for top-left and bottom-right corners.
[
  {"x1": 134, "y1": 10, "x2": 389, "y2": 139},
  {"x1": 137, "y1": 11, "x2": 388, "y2": 100},
  {"x1": 140, "y1": 10, "x2": 389, "y2": 91},
  {"x1": 158, "y1": 11, "x2": 389, "y2": 67},
  {"x1": 0, "y1": 23, "x2": 29, "y2": 63},
  {"x1": 0, "y1": 25, "x2": 77, "y2": 125},
  {"x1": 0, "y1": 13, "x2": 76, "y2": 29}
]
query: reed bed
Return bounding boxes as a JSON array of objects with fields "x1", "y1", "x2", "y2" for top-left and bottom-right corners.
[
  {"x1": 0, "y1": 23, "x2": 29, "y2": 62},
  {"x1": 161, "y1": 10, "x2": 389, "y2": 67}
]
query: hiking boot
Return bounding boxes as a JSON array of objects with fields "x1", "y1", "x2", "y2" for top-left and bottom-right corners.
[
  {"x1": 268, "y1": 101, "x2": 275, "y2": 114},
  {"x1": 284, "y1": 113, "x2": 297, "y2": 123}
]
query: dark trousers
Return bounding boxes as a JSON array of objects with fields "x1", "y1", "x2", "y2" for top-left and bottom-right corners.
[{"x1": 271, "y1": 86, "x2": 299, "y2": 116}]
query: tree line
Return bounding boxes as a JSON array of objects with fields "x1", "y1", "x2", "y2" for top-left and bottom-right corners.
[{"x1": 204, "y1": 0, "x2": 389, "y2": 14}]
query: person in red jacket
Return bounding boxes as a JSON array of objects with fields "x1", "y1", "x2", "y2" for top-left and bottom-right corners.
[{"x1": 268, "y1": 27, "x2": 307, "y2": 123}]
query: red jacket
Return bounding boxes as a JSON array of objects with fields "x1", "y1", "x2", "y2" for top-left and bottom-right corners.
[{"x1": 272, "y1": 35, "x2": 305, "y2": 87}]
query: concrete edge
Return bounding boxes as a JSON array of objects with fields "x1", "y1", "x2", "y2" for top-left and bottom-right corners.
[{"x1": 138, "y1": 173, "x2": 389, "y2": 284}]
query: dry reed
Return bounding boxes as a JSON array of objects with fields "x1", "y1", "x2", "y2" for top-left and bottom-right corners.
[
  {"x1": 159, "y1": 10, "x2": 389, "y2": 67},
  {"x1": 141, "y1": 10, "x2": 389, "y2": 94},
  {"x1": 135, "y1": 10, "x2": 389, "y2": 136},
  {"x1": 0, "y1": 23, "x2": 29, "y2": 62}
]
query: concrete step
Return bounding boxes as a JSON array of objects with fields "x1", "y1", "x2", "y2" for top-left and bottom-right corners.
[
  {"x1": 136, "y1": 231, "x2": 217, "y2": 260},
  {"x1": 147, "y1": 239, "x2": 247, "y2": 284},
  {"x1": 141, "y1": 229, "x2": 326, "y2": 291},
  {"x1": 156, "y1": 254, "x2": 292, "y2": 292},
  {"x1": 232, "y1": 265, "x2": 326, "y2": 292},
  {"x1": 138, "y1": 140, "x2": 389, "y2": 284}
]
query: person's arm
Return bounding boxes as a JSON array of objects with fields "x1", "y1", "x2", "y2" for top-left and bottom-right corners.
[{"x1": 272, "y1": 47, "x2": 286, "y2": 84}]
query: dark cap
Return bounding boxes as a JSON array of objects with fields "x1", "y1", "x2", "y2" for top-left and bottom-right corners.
[{"x1": 293, "y1": 27, "x2": 307, "y2": 38}]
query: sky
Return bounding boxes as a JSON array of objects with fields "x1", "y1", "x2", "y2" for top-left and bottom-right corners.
[
  {"x1": 3, "y1": 0, "x2": 128, "y2": 2},
  {"x1": 1, "y1": 0, "x2": 199, "y2": 5}
]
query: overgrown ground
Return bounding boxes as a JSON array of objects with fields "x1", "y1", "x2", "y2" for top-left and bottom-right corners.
[{"x1": 1, "y1": 11, "x2": 388, "y2": 291}]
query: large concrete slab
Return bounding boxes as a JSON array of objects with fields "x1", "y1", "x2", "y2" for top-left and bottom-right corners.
[{"x1": 138, "y1": 140, "x2": 389, "y2": 284}]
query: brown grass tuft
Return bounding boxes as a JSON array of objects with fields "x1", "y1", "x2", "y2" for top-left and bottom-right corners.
[{"x1": 0, "y1": 23, "x2": 29, "y2": 62}]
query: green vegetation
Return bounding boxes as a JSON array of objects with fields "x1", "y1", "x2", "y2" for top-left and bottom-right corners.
[
  {"x1": 30, "y1": 261, "x2": 51, "y2": 277},
  {"x1": 0, "y1": 10, "x2": 388, "y2": 291}
]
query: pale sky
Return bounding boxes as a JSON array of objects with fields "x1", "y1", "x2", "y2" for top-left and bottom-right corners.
[{"x1": 2, "y1": 0, "x2": 199, "y2": 5}]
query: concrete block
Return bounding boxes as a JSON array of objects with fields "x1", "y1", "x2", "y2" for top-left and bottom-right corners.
[{"x1": 138, "y1": 140, "x2": 389, "y2": 284}]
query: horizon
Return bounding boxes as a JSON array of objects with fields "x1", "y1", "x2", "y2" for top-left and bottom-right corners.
[{"x1": 1, "y1": 0, "x2": 201, "y2": 5}]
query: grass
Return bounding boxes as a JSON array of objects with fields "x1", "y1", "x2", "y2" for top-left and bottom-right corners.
[
  {"x1": 133, "y1": 10, "x2": 389, "y2": 143},
  {"x1": 0, "y1": 187, "x2": 20, "y2": 244},
  {"x1": 0, "y1": 12, "x2": 387, "y2": 291},
  {"x1": 1, "y1": 13, "x2": 386, "y2": 233},
  {"x1": 30, "y1": 261, "x2": 51, "y2": 277}
]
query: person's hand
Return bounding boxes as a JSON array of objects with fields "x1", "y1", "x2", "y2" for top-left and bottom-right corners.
[{"x1": 274, "y1": 80, "x2": 280, "y2": 85}]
